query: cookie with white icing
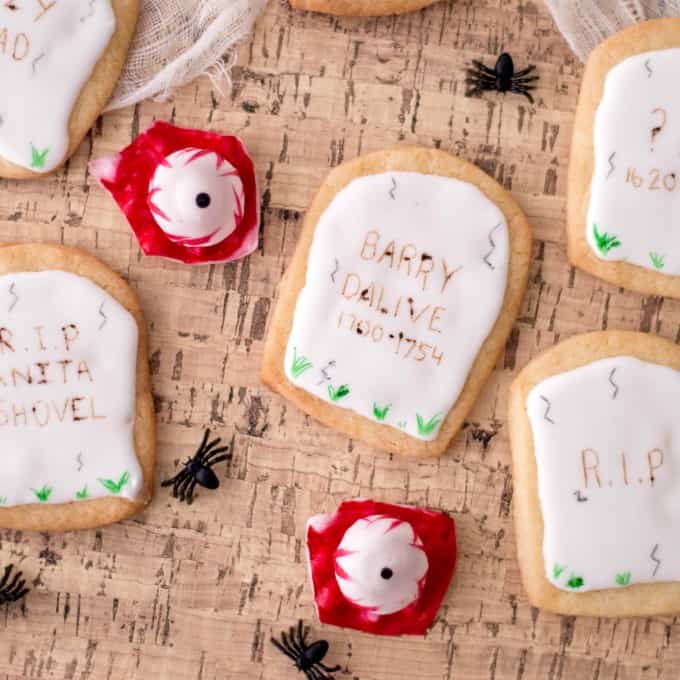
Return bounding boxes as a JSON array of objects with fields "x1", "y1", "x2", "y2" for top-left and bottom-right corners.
[
  {"x1": 510, "y1": 331, "x2": 680, "y2": 617},
  {"x1": 289, "y1": 0, "x2": 439, "y2": 16},
  {"x1": 0, "y1": 0, "x2": 139, "y2": 179},
  {"x1": 0, "y1": 243, "x2": 154, "y2": 531},
  {"x1": 262, "y1": 147, "x2": 532, "y2": 457},
  {"x1": 568, "y1": 19, "x2": 680, "y2": 297}
]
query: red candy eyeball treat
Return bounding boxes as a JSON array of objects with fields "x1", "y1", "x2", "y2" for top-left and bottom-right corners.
[
  {"x1": 306, "y1": 499, "x2": 457, "y2": 636},
  {"x1": 90, "y1": 121, "x2": 259, "y2": 265}
]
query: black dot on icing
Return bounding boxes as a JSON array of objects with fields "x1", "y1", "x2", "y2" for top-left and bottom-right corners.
[
  {"x1": 196, "y1": 192, "x2": 211, "y2": 208},
  {"x1": 381, "y1": 567, "x2": 393, "y2": 580}
]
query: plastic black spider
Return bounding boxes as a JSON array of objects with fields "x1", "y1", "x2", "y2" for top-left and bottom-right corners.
[
  {"x1": 466, "y1": 52, "x2": 538, "y2": 103},
  {"x1": 161, "y1": 429, "x2": 230, "y2": 504},
  {"x1": 271, "y1": 620, "x2": 341, "y2": 680},
  {"x1": 0, "y1": 564, "x2": 29, "y2": 605}
]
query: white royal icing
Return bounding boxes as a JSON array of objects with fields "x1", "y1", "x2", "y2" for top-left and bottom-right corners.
[
  {"x1": 527, "y1": 356, "x2": 680, "y2": 592},
  {"x1": 587, "y1": 48, "x2": 680, "y2": 274},
  {"x1": 0, "y1": 1, "x2": 116, "y2": 172},
  {"x1": 285, "y1": 171, "x2": 509, "y2": 441},
  {"x1": 0, "y1": 270, "x2": 142, "y2": 506},
  {"x1": 148, "y1": 148, "x2": 245, "y2": 248},
  {"x1": 335, "y1": 515, "x2": 428, "y2": 615}
]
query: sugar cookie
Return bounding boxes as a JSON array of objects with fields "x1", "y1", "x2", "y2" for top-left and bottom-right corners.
[
  {"x1": 262, "y1": 147, "x2": 532, "y2": 457},
  {"x1": 289, "y1": 0, "x2": 439, "y2": 16},
  {"x1": 510, "y1": 331, "x2": 680, "y2": 616},
  {"x1": 0, "y1": 0, "x2": 139, "y2": 179},
  {"x1": 0, "y1": 243, "x2": 154, "y2": 531},
  {"x1": 568, "y1": 18, "x2": 680, "y2": 297}
]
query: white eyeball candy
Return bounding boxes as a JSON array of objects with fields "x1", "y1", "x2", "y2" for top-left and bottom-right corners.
[
  {"x1": 148, "y1": 148, "x2": 245, "y2": 248},
  {"x1": 335, "y1": 515, "x2": 428, "y2": 616}
]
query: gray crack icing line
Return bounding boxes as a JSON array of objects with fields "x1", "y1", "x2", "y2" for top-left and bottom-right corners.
[
  {"x1": 31, "y1": 52, "x2": 45, "y2": 77},
  {"x1": 608, "y1": 367, "x2": 618, "y2": 399},
  {"x1": 8, "y1": 282, "x2": 17, "y2": 312},
  {"x1": 80, "y1": 0, "x2": 96, "y2": 22},
  {"x1": 330, "y1": 258, "x2": 339, "y2": 283},
  {"x1": 483, "y1": 223, "x2": 502, "y2": 270},
  {"x1": 540, "y1": 395, "x2": 554, "y2": 424},
  {"x1": 651, "y1": 544, "x2": 661, "y2": 576},
  {"x1": 317, "y1": 360, "x2": 336, "y2": 386},
  {"x1": 76, "y1": 452, "x2": 84, "y2": 472},
  {"x1": 607, "y1": 151, "x2": 616, "y2": 178},
  {"x1": 389, "y1": 176, "x2": 397, "y2": 200},
  {"x1": 645, "y1": 58, "x2": 652, "y2": 78},
  {"x1": 98, "y1": 301, "x2": 107, "y2": 330}
]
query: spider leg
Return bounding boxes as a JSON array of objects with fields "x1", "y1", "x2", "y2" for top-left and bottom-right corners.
[
  {"x1": 184, "y1": 479, "x2": 198, "y2": 505},
  {"x1": 319, "y1": 662, "x2": 342, "y2": 673},
  {"x1": 309, "y1": 666, "x2": 334, "y2": 680},
  {"x1": 171, "y1": 471, "x2": 189, "y2": 497},
  {"x1": 4, "y1": 574, "x2": 28, "y2": 602},
  {"x1": 0, "y1": 564, "x2": 14, "y2": 590},
  {"x1": 175, "y1": 474, "x2": 193, "y2": 502},
  {"x1": 513, "y1": 64, "x2": 536, "y2": 78},
  {"x1": 162, "y1": 467, "x2": 188, "y2": 490},
  {"x1": 271, "y1": 636, "x2": 298, "y2": 663},
  {"x1": 194, "y1": 429, "x2": 212, "y2": 459},
  {"x1": 203, "y1": 447, "x2": 230, "y2": 464},
  {"x1": 470, "y1": 60, "x2": 496, "y2": 76},
  {"x1": 465, "y1": 72, "x2": 496, "y2": 85},
  {"x1": 512, "y1": 75, "x2": 539, "y2": 86},
  {"x1": 466, "y1": 82, "x2": 500, "y2": 97},
  {"x1": 199, "y1": 437, "x2": 223, "y2": 460},
  {"x1": 283, "y1": 628, "x2": 305, "y2": 656},
  {"x1": 510, "y1": 84, "x2": 534, "y2": 103}
]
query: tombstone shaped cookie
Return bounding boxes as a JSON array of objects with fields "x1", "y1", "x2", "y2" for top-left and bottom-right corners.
[
  {"x1": 568, "y1": 18, "x2": 680, "y2": 297},
  {"x1": 289, "y1": 0, "x2": 439, "y2": 16},
  {"x1": 0, "y1": 0, "x2": 139, "y2": 179},
  {"x1": 0, "y1": 243, "x2": 154, "y2": 531},
  {"x1": 262, "y1": 148, "x2": 532, "y2": 457},
  {"x1": 510, "y1": 331, "x2": 680, "y2": 617},
  {"x1": 306, "y1": 499, "x2": 456, "y2": 635}
]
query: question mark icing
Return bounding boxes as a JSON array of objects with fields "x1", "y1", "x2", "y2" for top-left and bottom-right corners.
[{"x1": 651, "y1": 107, "x2": 667, "y2": 150}]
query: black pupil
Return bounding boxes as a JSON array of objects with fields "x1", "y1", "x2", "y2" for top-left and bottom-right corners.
[
  {"x1": 380, "y1": 567, "x2": 393, "y2": 580},
  {"x1": 196, "y1": 192, "x2": 211, "y2": 208}
]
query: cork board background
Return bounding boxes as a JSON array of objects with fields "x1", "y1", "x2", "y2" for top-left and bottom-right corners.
[{"x1": 1, "y1": 0, "x2": 679, "y2": 678}]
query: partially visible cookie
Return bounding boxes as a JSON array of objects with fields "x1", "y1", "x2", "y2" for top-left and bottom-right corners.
[
  {"x1": 0, "y1": 0, "x2": 139, "y2": 179},
  {"x1": 0, "y1": 243, "x2": 155, "y2": 531},
  {"x1": 289, "y1": 0, "x2": 439, "y2": 16},
  {"x1": 262, "y1": 147, "x2": 532, "y2": 458},
  {"x1": 510, "y1": 331, "x2": 680, "y2": 617},
  {"x1": 568, "y1": 18, "x2": 680, "y2": 297}
]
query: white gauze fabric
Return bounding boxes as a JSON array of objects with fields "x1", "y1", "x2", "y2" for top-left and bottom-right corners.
[
  {"x1": 544, "y1": 0, "x2": 680, "y2": 61},
  {"x1": 107, "y1": 0, "x2": 267, "y2": 111}
]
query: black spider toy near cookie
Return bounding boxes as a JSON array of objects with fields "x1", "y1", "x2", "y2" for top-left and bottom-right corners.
[
  {"x1": 271, "y1": 620, "x2": 342, "y2": 680},
  {"x1": 466, "y1": 52, "x2": 538, "y2": 103},
  {"x1": 161, "y1": 429, "x2": 231, "y2": 504}
]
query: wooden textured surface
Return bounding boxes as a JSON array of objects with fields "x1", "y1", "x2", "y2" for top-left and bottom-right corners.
[{"x1": 0, "y1": 1, "x2": 677, "y2": 678}]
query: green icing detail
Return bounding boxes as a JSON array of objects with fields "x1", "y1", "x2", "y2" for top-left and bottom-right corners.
[
  {"x1": 328, "y1": 384, "x2": 350, "y2": 402},
  {"x1": 290, "y1": 348, "x2": 312, "y2": 378},
  {"x1": 416, "y1": 413, "x2": 442, "y2": 437},
  {"x1": 76, "y1": 485, "x2": 89, "y2": 500},
  {"x1": 553, "y1": 563, "x2": 566, "y2": 580},
  {"x1": 98, "y1": 471, "x2": 130, "y2": 495},
  {"x1": 32, "y1": 485, "x2": 52, "y2": 502},
  {"x1": 30, "y1": 144, "x2": 49, "y2": 169},
  {"x1": 566, "y1": 574, "x2": 584, "y2": 589},
  {"x1": 649, "y1": 252, "x2": 665, "y2": 270},
  {"x1": 373, "y1": 403, "x2": 390, "y2": 421},
  {"x1": 0, "y1": 497, "x2": 7, "y2": 505},
  {"x1": 615, "y1": 571, "x2": 631, "y2": 586},
  {"x1": 592, "y1": 223, "x2": 621, "y2": 255},
  {"x1": 398, "y1": 421, "x2": 407, "y2": 429}
]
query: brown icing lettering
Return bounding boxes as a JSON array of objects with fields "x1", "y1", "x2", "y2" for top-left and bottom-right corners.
[
  {"x1": 0, "y1": 328, "x2": 14, "y2": 353},
  {"x1": 61, "y1": 324, "x2": 79, "y2": 351},
  {"x1": 34, "y1": 0, "x2": 57, "y2": 22},
  {"x1": 647, "y1": 448, "x2": 664, "y2": 485},
  {"x1": 581, "y1": 448, "x2": 602, "y2": 488}
]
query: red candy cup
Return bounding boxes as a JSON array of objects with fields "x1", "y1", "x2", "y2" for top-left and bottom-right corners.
[{"x1": 91, "y1": 121, "x2": 259, "y2": 265}]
